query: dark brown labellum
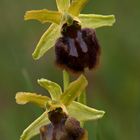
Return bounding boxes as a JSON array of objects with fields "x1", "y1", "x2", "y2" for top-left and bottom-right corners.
[
  {"x1": 40, "y1": 108, "x2": 88, "y2": 140},
  {"x1": 55, "y1": 20, "x2": 101, "y2": 74}
]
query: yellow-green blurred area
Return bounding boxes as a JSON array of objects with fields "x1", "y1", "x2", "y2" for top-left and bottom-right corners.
[{"x1": 0, "y1": 0, "x2": 140, "y2": 140}]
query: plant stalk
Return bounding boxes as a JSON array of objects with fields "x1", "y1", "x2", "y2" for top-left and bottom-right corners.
[
  {"x1": 63, "y1": 70, "x2": 70, "y2": 91},
  {"x1": 78, "y1": 89, "x2": 87, "y2": 127}
]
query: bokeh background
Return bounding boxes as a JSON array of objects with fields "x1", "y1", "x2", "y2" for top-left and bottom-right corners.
[{"x1": 0, "y1": 0, "x2": 140, "y2": 140}]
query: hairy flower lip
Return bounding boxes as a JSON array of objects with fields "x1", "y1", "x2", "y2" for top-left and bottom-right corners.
[
  {"x1": 40, "y1": 109, "x2": 87, "y2": 140},
  {"x1": 55, "y1": 21, "x2": 101, "y2": 74}
]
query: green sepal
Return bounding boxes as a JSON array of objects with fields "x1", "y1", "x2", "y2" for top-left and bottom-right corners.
[
  {"x1": 20, "y1": 112, "x2": 49, "y2": 140},
  {"x1": 68, "y1": 101, "x2": 105, "y2": 121},
  {"x1": 32, "y1": 23, "x2": 60, "y2": 60},
  {"x1": 68, "y1": 0, "x2": 89, "y2": 16},
  {"x1": 60, "y1": 75, "x2": 88, "y2": 106},
  {"x1": 56, "y1": 0, "x2": 70, "y2": 12},
  {"x1": 38, "y1": 78, "x2": 62, "y2": 100},
  {"x1": 24, "y1": 9, "x2": 62, "y2": 24},
  {"x1": 15, "y1": 92, "x2": 50, "y2": 108},
  {"x1": 79, "y1": 14, "x2": 116, "y2": 28}
]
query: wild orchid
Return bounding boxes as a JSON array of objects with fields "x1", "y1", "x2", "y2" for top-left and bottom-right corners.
[
  {"x1": 15, "y1": 0, "x2": 116, "y2": 140},
  {"x1": 16, "y1": 75, "x2": 104, "y2": 140}
]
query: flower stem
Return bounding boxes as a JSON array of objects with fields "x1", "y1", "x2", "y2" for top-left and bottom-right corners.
[
  {"x1": 78, "y1": 89, "x2": 86, "y2": 105},
  {"x1": 63, "y1": 70, "x2": 70, "y2": 91},
  {"x1": 78, "y1": 89, "x2": 87, "y2": 127}
]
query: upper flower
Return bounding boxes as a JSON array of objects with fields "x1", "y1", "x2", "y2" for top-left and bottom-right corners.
[{"x1": 24, "y1": 0, "x2": 115, "y2": 60}]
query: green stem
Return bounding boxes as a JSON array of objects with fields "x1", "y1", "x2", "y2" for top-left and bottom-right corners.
[
  {"x1": 78, "y1": 89, "x2": 87, "y2": 127},
  {"x1": 63, "y1": 70, "x2": 70, "y2": 91},
  {"x1": 78, "y1": 89, "x2": 86, "y2": 104}
]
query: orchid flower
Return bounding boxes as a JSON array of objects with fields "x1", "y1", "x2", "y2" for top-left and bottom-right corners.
[
  {"x1": 24, "y1": 0, "x2": 115, "y2": 60},
  {"x1": 15, "y1": 75, "x2": 105, "y2": 140}
]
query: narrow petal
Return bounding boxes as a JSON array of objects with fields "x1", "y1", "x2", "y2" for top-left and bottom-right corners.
[
  {"x1": 15, "y1": 92, "x2": 50, "y2": 108},
  {"x1": 32, "y1": 23, "x2": 60, "y2": 60},
  {"x1": 38, "y1": 78, "x2": 62, "y2": 100},
  {"x1": 79, "y1": 14, "x2": 116, "y2": 29},
  {"x1": 56, "y1": 0, "x2": 70, "y2": 12},
  {"x1": 60, "y1": 75, "x2": 88, "y2": 106},
  {"x1": 68, "y1": 0, "x2": 89, "y2": 16},
  {"x1": 24, "y1": 9, "x2": 62, "y2": 24},
  {"x1": 68, "y1": 101, "x2": 105, "y2": 121},
  {"x1": 20, "y1": 112, "x2": 49, "y2": 140}
]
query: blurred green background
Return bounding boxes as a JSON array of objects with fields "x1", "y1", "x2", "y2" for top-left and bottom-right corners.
[{"x1": 0, "y1": 0, "x2": 140, "y2": 140}]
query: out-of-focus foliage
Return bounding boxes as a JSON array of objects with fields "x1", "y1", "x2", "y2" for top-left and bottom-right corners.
[{"x1": 0, "y1": 0, "x2": 140, "y2": 140}]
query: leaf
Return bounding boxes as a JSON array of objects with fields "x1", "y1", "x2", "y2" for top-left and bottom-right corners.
[
  {"x1": 60, "y1": 75, "x2": 88, "y2": 106},
  {"x1": 79, "y1": 14, "x2": 116, "y2": 29},
  {"x1": 24, "y1": 9, "x2": 62, "y2": 24},
  {"x1": 68, "y1": 0, "x2": 89, "y2": 16},
  {"x1": 15, "y1": 92, "x2": 50, "y2": 108},
  {"x1": 56, "y1": 0, "x2": 70, "y2": 12},
  {"x1": 68, "y1": 101, "x2": 105, "y2": 121},
  {"x1": 20, "y1": 112, "x2": 49, "y2": 140},
  {"x1": 38, "y1": 78, "x2": 62, "y2": 100},
  {"x1": 32, "y1": 23, "x2": 60, "y2": 60}
]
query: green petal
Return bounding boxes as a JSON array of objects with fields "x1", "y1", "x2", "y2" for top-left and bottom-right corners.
[
  {"x1": 38, "y1": 78, "x2": 62, "y2": 100},
  {"x1": 79, "y1": 14, "x2": 116, "y2": 29},
  {"x1": 32, "y1": 23, "x2": 60, "y2": 60},
  {"x1": 68, "y1": 101, "x2": 105, "y2": 121},
  {"x1": 24, "y1": 9, "x2": 62, "y2": 24},
  {"x1": 15, "y1": 92, "x2": 50, "y2": 108},
  {"x1": 60, "y1": 75, "x2": 88, "y2": 106},
  {"x1": 20, "y1": 112, "x2": 49, "y2": 140},
  {"x1": 68, "y1": 0, "x2": 89, "y2": 16},
  {"x1": 56, "y1": 0, "x2": 70, "y2": 12}
]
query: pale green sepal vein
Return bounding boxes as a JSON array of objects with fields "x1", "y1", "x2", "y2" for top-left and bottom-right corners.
[
  {"x1": 56, "y1": 0, "x2": 70, "y2": 12},
  {"x1": 68, "y1": 0, "x2": 89, "y2": 16},
  {"x1": 60, "y1": 75, "x2": 88, "y2": 106},
  {"x1": 38, "y1": 78, "x2": 62, "y2": 100},
  {"x1": 79, "y1": 14, "x2": 116, "y2": 29},
  {"x1": 15, "y1": 92, "x2": 50, "y2": 108},
  {"x1": 68, "y1": 101, "x2": 105, "y2": 122},
  {"x1": 20, "y1": 112, "x2": 49, "y2": 140},
  {"x1": 32, "y1": 23, "x2": 60, "y2": 60},
  {"x1": 24, "y1": 9, "x2": 62, "y2": 24}
]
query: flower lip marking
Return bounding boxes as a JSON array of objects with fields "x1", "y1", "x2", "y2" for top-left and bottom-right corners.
[{"x1": 55, "y1": 20, "x2": 101, "y2": 73}]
